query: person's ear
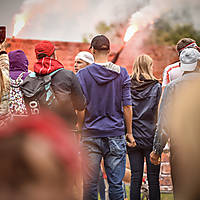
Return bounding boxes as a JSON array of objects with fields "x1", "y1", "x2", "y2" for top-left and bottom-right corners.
[{"x1": 91, "y1": 48, "x2": 96, "y2": 55}]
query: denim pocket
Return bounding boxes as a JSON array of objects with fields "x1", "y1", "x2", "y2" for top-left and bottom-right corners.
[
  {"x1": 81, "y1": 137, "x2": 101, "y2": 154},
  {"x1": 108, "y1": 135, "x2": 126, "y2": 156}
]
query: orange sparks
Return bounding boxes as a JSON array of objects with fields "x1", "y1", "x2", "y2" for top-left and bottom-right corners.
[
  {"x1": 13, "y1": 14, "x2": 27, "y2": 37},
  {"x1": 123, "y1": 24, "x2": 138, "y2": 42}
]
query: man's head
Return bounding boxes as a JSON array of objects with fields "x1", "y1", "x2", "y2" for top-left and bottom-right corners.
[
  {"x1": 89, "y1": 35, "x2": 110, "y2": 57},
  {"x1": 176, "y1": 38, "x2": 199, "y2": 55},
  {"x1": 35, "y1": 41, "x2": 55, "y2": 60},
  {"x1": 74, "y1": 51, "x2": 94, "y2": 73},
  {"x1": 0, "y1": 112, "x2": 82, "y2": 200},
  {"x1": 180, "y1": 48, "x2": 200, "y2": 72}
]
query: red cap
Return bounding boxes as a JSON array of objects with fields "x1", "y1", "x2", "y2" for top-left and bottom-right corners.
[
  {"x1": 35, "y1": 41, "x2": 55, "y2": 58},
  {"x1": 0, "y1": 110, "x2": 81, "y2": 173}
]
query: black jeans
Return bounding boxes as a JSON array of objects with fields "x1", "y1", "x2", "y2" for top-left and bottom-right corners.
[
  {"x1": 170, "y1": 143, "x2": 178, "y2": 200},
  {"x1": 128, "y1": 147, "x2": 160, "y2": 200}
]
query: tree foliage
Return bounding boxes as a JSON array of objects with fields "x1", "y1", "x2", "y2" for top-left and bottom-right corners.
[
  {"x1": 151, "y1": 19, "x2": 200, "y2": 46},
  {"x1": 95, "y1": 21, "x2": 111, "y2": 34}
]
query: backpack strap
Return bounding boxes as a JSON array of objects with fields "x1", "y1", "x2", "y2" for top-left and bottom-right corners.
[
  {"x1": 28, "y1": 71, "x2": 37, "y2": 78},
  {"x1": 30, "y1": 68, "x2": 63, "y2": 78},
  {"x1": 17, "y1": 72, "x2": 25, "y2": 80},
  {"x1": 10, "y1": 72, "x2": 25, "y2": 87},
  {"x1": 48, "y1": 68, "x2": 63, "y2": 77}
]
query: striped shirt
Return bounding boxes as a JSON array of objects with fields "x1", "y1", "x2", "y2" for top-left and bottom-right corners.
[{"x1": 162, "y1": 62, "x2": 183, "y2": 87}]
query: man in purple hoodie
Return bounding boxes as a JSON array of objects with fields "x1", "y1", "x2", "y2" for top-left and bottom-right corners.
[{"x1": 77, "y1": 35, "x2": 136, "y2": 200}]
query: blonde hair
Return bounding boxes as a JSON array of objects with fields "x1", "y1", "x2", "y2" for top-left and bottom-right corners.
[{"x1": 131, "y1": 54, "x2": 157, "y2": 82}]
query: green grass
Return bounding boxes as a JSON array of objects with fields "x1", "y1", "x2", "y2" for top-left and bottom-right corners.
[
  {"x1": 161, "y1": 193, "x2": 174, "y2": 200},
  {"x1": 98, "y1": 185, "x2": 174, "y2": 200},
  {"x1": 125, "y1": 185, "x2": 174, "y2": 200}
]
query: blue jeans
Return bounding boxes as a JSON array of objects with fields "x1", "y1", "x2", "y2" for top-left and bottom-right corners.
[
  {"x1": 128, "y1": 147, "x2": 160, "y2": 200},
  {"x1": 81, "y1": 135, "x2": 126, "y2": 200}
]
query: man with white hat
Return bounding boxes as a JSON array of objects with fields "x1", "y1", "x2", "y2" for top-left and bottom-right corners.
[
  {"x1": 150, "y1": 47, "x2": 200, "y2": 199},
  {"x1": 74, "y1": 51, "x2": 94, "y2": 73},
  {"x1": 162, "y1": 38, "x2": 200, "y2": 88}
]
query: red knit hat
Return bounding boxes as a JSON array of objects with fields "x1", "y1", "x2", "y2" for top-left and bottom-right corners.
[
  {"x1": 0, "y1": 110, "x2": 81, "y2": 173},
  {"x1": 35, "y1": 41, "x2": 55, "y2": 58}
]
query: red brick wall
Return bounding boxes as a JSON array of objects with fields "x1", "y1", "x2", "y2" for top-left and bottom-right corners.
[
  {"x1": 6, "y1": 38, "x2": 178, "y2": 80},
  {"x1": 143, "y1": 151, "x2": 173, "y2": 192}
]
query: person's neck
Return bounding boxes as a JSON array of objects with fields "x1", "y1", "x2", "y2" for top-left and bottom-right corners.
[{"x1": 94, "y1": 55, "x2": 108, "y2": 63}]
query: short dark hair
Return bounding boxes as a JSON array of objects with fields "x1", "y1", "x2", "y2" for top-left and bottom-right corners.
[
  {"x1": 90, "y1": 35, "x2": 110, "y2": 51},
  {"x1": 176, "y1": 38, "x2": 196, "y2": 53}
]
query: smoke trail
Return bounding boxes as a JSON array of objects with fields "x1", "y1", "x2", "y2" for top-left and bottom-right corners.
[
  {"x1": 13, "y1": 0, "x2": 54, "y2": 36},
  {"x1": 128, "y1": 0, "x2": 169, "y2": 31},
  {"x1": 12, "y1": 0, "x2": 200, "y2": 41},
  {"x1": 12, "y1": 0, "x2": 150, "y2": 41},
  {"x1": 12, "y1": 0, "x2": 89, "y2": 40},
  {"x1": 127, "y1": 0, "x2": 200, "y2": 32}
]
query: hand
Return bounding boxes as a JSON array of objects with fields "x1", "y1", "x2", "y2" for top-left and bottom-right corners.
[
  {"x1": 126, "y1": 133, "x2": 136, "y2": 148},
  {"x1": 150, "y1": 151, "x2": 161, "y2": 165},
  {"x1": 0, "y1": 40, "x2": 7, "y2": 52}
]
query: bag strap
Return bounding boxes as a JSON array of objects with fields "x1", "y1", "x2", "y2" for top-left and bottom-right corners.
[
  {"x1": 10, "y1": 72, "x2": 25, "y2": 87},
  {"x1": 30, "y1": 68, "x2": 63, "y2": 78},
  {"x1": 48, "y1": 68, "x2": 63, "y2": 77},
  {"x1": 16, "y1": 72, "x2": 25, "y2": 81}
]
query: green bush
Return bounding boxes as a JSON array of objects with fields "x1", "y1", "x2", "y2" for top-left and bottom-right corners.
[{"x1": 150, "y1": 19, "x2": 200, "y2": 46}]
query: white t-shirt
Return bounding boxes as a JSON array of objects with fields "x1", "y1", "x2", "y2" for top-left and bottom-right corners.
[{"x1": 162, "y1": 62, "x2": 183, "y2": 87}]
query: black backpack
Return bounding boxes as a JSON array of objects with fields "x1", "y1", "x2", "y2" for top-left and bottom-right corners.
[{"x1": 20, "y1": 69, "x2": 62, "y2": 115}]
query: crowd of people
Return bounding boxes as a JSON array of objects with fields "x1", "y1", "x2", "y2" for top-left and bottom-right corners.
[{"x1": 0, "y1": 34, "x2": 200, "y2": 200}]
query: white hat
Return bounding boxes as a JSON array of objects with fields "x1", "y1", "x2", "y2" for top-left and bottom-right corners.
[
  {"x1": 180, "y1": 48, "x2": 200, "y2": 71},
  {"x1": 75, "y1": 51, "x2": 94, "y2": 64}
]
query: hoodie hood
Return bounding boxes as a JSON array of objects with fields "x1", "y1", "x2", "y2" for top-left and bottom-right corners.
[
  {"x1": 131, "y1": 75, "x2": 159, "y2": 99},
  {"x1": 34, "y1": 57, "x2": 64, "y2": 75},
  {"x1": 9, "y1": 50, "x2": 29, "y2": 80},
  {"x1": 87, "y1": 62, "x2": 121, "y2": 85}
]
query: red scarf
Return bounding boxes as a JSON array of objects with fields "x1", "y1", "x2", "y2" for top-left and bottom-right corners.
[{"x1": 34, "y1": 57, "x2": 64, "y2": 75}]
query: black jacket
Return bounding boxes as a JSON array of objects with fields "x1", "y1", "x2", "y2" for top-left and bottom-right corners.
[
  {"x1": 131, "y1": 76, "x2": 161, "y2": 148},
  {"x1": 51, "y1": 69, "x2": 86, "y2": 126}
]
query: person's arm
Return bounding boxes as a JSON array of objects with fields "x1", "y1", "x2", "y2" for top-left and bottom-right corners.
[
  {"x1": 122, "y1": 68, "x2": 136, "y2": 147},
  {"x1": 71, "y1": 71, "x2": 86, "y2": 111},
  {"x1": 0, "y1": 41, "x2": 10, "y2": 124},
  {"x1": 0, "y1": 41, "x2": 9, "y2": 72},
  {"x1": 0, "y1": 41, "x2": 9, "y2": 102},
  {"x1": 150, "y1": 85, "x2": 172, "y2": 165},
  {"x1": 77, "y1": 109, "x2": 85, "y2": 132},
  {"x1": 162, "y1": 67, "x2": 169, "y2": 88},
  {"x1": 123, "y1": 105, "x2": 136, "y2": 147}
]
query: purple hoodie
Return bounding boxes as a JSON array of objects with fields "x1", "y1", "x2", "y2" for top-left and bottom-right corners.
[
  {"x1": 8, "y1": 50, "x2": 29, "y2": 80},
  {"x1": 77, "y1": 62, "x2": 132, "y2": 137}
]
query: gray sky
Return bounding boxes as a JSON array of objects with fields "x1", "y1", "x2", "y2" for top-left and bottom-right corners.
[
  {"x1": 1, "y1": 0, "x2": 24, "y2": 35},
  {"x1": 0, "y1": 0, "x2": 200, "y2": 42}
]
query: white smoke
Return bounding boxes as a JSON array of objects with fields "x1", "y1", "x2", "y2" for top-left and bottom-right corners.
[
  {"x1": 128, "y1": 0, "x2": 169, "y2": 30},
  {"x1": 12, "y1": 0, "x2": 200, "y2": 42},
  {"x1": 165, "y1": 0, "x2": 200, "y2": 30},
  {"x1": 127, "y1": 0, "x2": 200, "y2": 35},
  {"x1": 12, "y1": 0, "x2": 151, "y2": 41}
]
